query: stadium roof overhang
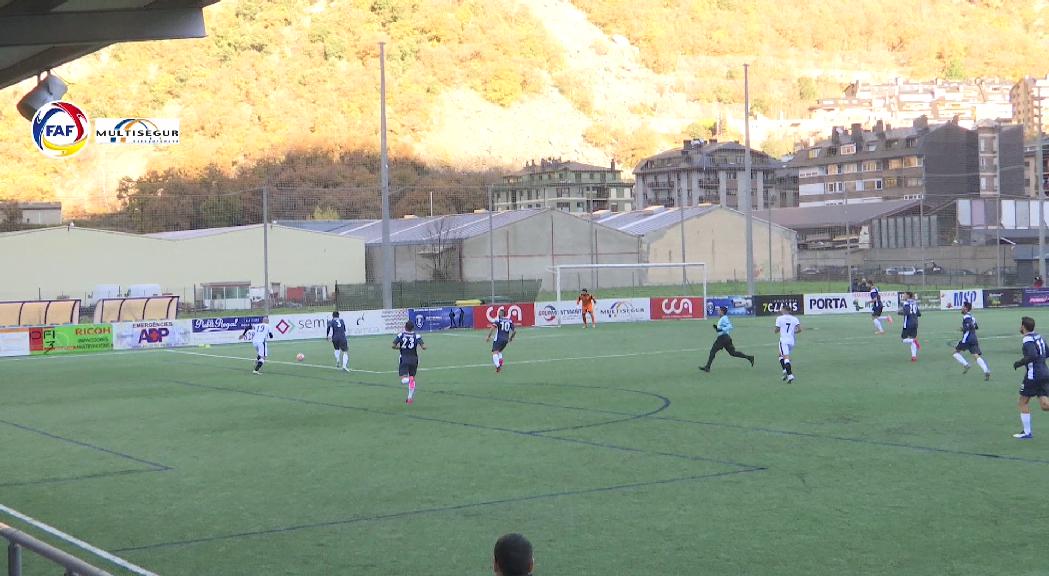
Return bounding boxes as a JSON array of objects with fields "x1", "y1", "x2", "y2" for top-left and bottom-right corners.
[{"x1": 0, "y1": 0, "x2": 220, "y2": 91}]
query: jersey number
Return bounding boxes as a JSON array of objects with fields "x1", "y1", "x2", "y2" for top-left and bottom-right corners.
[{"x1": 401, "y1": 336, "x2": 416, "y2": 349}]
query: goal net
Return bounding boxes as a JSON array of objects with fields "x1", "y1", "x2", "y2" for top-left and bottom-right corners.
[{"x1": 539, "y1": 262, "x2": 707, "y2": 327}]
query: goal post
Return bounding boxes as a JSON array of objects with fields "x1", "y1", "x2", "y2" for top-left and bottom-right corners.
[{"x1": 553, "y1": 262, "x2": 708, "y2": 303}]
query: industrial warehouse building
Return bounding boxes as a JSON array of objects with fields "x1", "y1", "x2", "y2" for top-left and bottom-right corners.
[{"x1": 0, "y1": 224, "x2": 366, "y2": 305}]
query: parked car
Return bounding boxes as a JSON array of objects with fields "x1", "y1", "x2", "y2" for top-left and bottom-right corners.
[
  {"x1": 897, "y1": 266, "x2": 919, "y2": 276},
  {"x1": 950, "y1": 269, "x2": 976, "y2": 276},
  {"x1": 884, "y1": 267, "x2": 899, "y2": 275},
  {"x1": 801, "y1": 267, "x2": 822, "y2": 276}
]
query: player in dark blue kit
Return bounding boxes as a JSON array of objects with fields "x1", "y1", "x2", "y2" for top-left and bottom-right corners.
[
  {"x1": 393, "y1": 321, "x2": 426, "y2": 405},
  {"x1": 1011, "y1": 316, "x2": 1049, "y2": 439},
  {"x1": 485, "y1": 309, "x2": 516, "y2": 373},
  {"x1": 327, "y1": 311, "x2": 350, "y2": 372},
  {"x1": 869, "y1": 284, "x2": 892, "y2": 334},
  {"x1": 898, "y1": 291, "x2": 922, "y2": 361},
  {"x1": 951, "y1": 302, "x2": 990, "y2": 380}
]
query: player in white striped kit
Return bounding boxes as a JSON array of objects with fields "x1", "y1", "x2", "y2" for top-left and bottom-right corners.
[
  {"x1": 774, "y1": 307, "x2": 801, "y2": 383},
  {"x1": 240, "y1": 317, "x2": 273, "y2": 375}
]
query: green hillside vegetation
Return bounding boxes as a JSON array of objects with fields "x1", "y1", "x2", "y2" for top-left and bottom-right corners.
[{"x1": 0, "y1": 0, "x2": 1046, "y2": 218}]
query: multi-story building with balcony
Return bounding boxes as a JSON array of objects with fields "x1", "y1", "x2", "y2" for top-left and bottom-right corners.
[
  {"x1": 789, "y1": 116, "x2": 1022, "y2": 209},
  {"x1": 492, "y1": 158, "x2": 634, "y2": 213},
  {"x1": 632, "y1": 139, "x2": 789, "y2": 210},
  {"x1": 1012, "y1": 75, "x2": 1049, "y2": 143}
]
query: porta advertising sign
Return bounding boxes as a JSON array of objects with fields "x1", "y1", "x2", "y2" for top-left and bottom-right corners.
[
  {"x1": 113, "y1": 320, "x2": 192, "y2": 350},
  {"x1": 705, "y1": 296, "x2": 753, "y2": 317},
  {"x1": 29, "y1": 324, "x2": 113, "y2": 355},
  {"x1": 804, "y1": 293, "x2": 857, "y2": 315},
  {"x1": 753, "y1": 295, "x2": 804, "y2": 316},
  {"x1": 650, "y1": 297, "x2": 705, "y2": 320},
  {"x1": 472, "y1": 303, "x2": 535, "y2": 329},
  {"x1": 0, "y1": 329, "x2": 30, "y2": 357},
  {"x1": 983, "y1": 288, "x2": 1023, "y2": 308},
  {"x1": 191, "y1": 316, "x2": 264, "y2": 345}
]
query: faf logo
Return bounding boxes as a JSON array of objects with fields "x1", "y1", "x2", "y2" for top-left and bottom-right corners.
[{"x1": 31, "y1": 101, "x2": 89, "y2": 158}]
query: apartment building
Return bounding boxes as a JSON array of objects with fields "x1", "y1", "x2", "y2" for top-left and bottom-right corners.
[
  {"x1": 492, "y1": 158, "x2": 634, "y2": 213},
  {"x1": 1024, "y1": 139, "x2": 1049, "y2": 198},
  {"x1": 1012, "y1": 75, "x2": 1049, "y2": 143},
  {"x1": 789, "y1": 116, "x2": 1022, "y2": 208},
  {"x1": 632, "y1": 139, "x2": 789, "y2": 210}
]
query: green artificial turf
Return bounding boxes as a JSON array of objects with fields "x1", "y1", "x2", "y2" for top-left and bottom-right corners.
[{"x1": 1, "y1": 309, "x2": 1047, "y2": 575}]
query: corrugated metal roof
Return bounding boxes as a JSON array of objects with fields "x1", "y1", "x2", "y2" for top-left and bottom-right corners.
[
  {"x1": 279, "y1": 209, "x2": 545, "y2": 245},
  {"x1": 596, "y1": 206, "x2": 719, "y2": 235},
  {"x1": 767, "y1": 199, "x2": 920, "y2": 229}
]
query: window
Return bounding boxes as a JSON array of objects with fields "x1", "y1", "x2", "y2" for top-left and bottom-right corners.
[
  {"x1": 905, "y1": 137, "x2": 917, "y2": 148},
  {"x1": 826, "y1": 182, "x2": 844, "y2": 193},
  {"x1": 807, "y1": 148, "x2": 820, "y2": 159},
  {"x1": 827, "y1": 164, "x2": 840, "y2": 175},
  {"x1": 575, "y1": 173, "x2": 582, "y2": 183},
  {"x1": 904, "y1": 156, "x2": 921, "y2": 168},
  {"x1": 906, "y1": 177, "x2": 923, "y2": 188},
  {"x1": 843, "y1": 163, "x2": 857, "y2": 174},
  {"x1": 887, "y1": 158, "x2": 903, "y2": 170},
  {"x1": 861, "y1": 160, "x2": 878, "y2": 172},
  {"x1": 885, "y1": 177, "x2": 899, "y2": 188},
  {"x1": 839, "y1": 143, "x2": 856, "y2": 155},
  {"x1": 866, "y1": 143, "x2": 877, "y2": 152},
  {"x1": 874, "y1": 179, "x2": 884, "y2": 190},
  {"x1": 798, "y1": 167, "x2": 823, "y2": 178}
]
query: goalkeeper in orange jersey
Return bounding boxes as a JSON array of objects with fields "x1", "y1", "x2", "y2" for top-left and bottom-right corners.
[{"x1": 577, "y1": 289, "x2": 597, "y2": 328}]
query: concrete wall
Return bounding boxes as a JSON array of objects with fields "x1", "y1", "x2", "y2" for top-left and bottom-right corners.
[
  {"x1": 644, "y1": 208, "x2": 798, "y2": 284},
  {"x1": 365, "y1": 242, "x2": 463, "y2": 283},
  {"x1": 0, "y1": 225, "x2": 366, "y2": 301},
  {"x1": 459, "y1": 210, "x2": 642, "y2": 294}
]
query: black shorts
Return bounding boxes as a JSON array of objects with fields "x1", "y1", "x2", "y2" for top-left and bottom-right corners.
[
  {"x1": 1020, "y1": 378, "x2": 1049, "y2": 398},
  {"x1": 399, "y1": 358, "x2": 419, "y2": 377},
  {"x1": 332, "y1": 338, "x2": 348, "y2": 352},
  {"x1": 901, "y1": 326, "x2": 918, "y2": 340},
  {"x1": 954, "y1": 340, "x2": 981, "y2": 355},
  {"x1": 491, "y1": 339, "x2": 508, "y2": 353},
  {"x1": 871, "y1": 305, "x2": 883, "y2": 317}
]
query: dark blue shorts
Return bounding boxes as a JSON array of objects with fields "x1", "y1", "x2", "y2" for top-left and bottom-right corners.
[
  {"x1": 332, "y1": 337, "x2": 348, "y2": 351},
  {"x1": 491, "y1": 339, "x2": 508, "y2": 353},
  {"x1": 1021, "y1": 378, "x2": 1049, "y2": 398},
  {"x1": 871, "y1": 305, "x2": 883, "y2": 317},
  {"x1": 901, "y1": 326, "x2": 918, "y2": 340},
  {"x1": 954, "y1": 340, "x2": 981, "y2": 355},
  {"x1": 399, "y1": 357, "x2": 418, "y2": 377}
]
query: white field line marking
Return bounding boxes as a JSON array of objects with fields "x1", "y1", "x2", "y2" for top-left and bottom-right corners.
[
  {"x1": 165, "y1": 349, "x2": 387, "y2": 374},
  {"x1": 166, "y1": 331, "x2": 975, "y2": 375},
  {"x1": 0, "y1": 349, "x2": 164, "y2": 362},
  {"x1": 0, "y1": 503, "x2": 159, "y2": 576}
]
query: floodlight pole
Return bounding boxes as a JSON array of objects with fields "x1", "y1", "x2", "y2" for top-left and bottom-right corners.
[
  {"x1": 379, "y1": 42, "x2": 393, "y2": 310},
  {"x1": 743, "y1": 63, "x2": 755, "y2": 296},
  {"x1": 1038, "y1": 89, "x2": 1046, "y2": 280},
  {"x1": 678, "y1": 182, "x2": 687, "y2": 287},
  {"x1": 262, "y1": 186, "x2": 271, "y2": 316},
  {"x1": 488, "y1": 184, "x2": 495, "y2": 303},
  {"x1": 995, "y1": 123, "x2": 1002, "y2": 287}
]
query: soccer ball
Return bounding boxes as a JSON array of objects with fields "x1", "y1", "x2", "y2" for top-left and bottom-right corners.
[
  {"x1": 401, "y1": 377, "x2": 410, "y2": 385},
  {"x1": 296, "y1": 353, "x2": 305, "y2": 362}
]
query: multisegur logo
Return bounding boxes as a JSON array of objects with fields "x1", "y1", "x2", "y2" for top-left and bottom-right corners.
[
  {"x1": 94, "y1": 118, "x2": 180, "y2": 145},
  {"x1": 31, "y1": 101, "x2": 89, "y2": 158}
]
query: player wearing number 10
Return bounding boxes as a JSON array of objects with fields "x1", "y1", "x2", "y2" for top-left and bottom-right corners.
[
  {"x1": 485, "y1": 309, "x2": 515, "y2": 374},
  {"x1": 775, "y1": 307, "x2": 801, "y2": 383}
]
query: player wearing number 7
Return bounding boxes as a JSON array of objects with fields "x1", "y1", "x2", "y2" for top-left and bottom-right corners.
[{"x1": 774, "y1": 307, "x2": 801, "y2": 383}]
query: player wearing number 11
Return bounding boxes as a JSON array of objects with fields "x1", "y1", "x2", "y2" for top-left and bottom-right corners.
[{"x1": 774, "y1": 307, "x2": 801, "y2": 383}]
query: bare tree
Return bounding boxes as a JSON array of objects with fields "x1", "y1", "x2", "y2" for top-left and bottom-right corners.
[{"x1": 425, "y1": 217, "x2": 457, "y2": 281}]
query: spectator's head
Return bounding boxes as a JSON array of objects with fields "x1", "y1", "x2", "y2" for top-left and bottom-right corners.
[
  {"x1": 332, "y1": 311, "x2": 340, "y2": 318},
  {"x1": 1022, "y1": 316, "x2": 1036, "y2": 334},
  {"x1": 405, "y1": 321, "x2": 415, "y2": 332},
  {"x1": 494, "y1": 533, "x2": 533, "y2": 576}
]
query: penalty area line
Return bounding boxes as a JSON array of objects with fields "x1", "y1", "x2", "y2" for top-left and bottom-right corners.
[{"x1": 0, "y1": 503, "x2": 159, "y2": 576}]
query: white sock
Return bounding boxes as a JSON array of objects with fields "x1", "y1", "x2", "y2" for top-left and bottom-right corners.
[
  {"x1": 903, "y1": 338, "x2": 913, "y2": 344},
  {"x1": 493, "y1": 354, "x2": 500, "y2": 367},
  {"x1": 976, "y1": 357, "x2": 989, "y2": 374},
  {"x1": 334, "y1": 350, "x2": 341, "y2": 362},
  {"x1": 873, "y1": 318, "x2": 883, "y2": 332},
  {"x1": 1022, "y1": 412, "x2": 1032, "y2": 434},
  {"x1": 342, "y1": 354, "x2": 349, "y2": 369},
  {"x1": 953, "y1": 353, "x2": 969, "y2": 367},
  {"x1": 911, "y1": 342, "x2": 918, "y2": 357}
]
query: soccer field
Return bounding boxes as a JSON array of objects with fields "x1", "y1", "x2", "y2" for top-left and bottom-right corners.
[{"x1": 1, "y1": 309, "x2": 1046, "y2": 575}]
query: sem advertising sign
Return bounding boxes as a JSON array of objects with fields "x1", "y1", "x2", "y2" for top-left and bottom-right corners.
[
  {"x1": 650, "y1": 297, "x2": 705, "y2": 320},
  {"x1": 983, "y1": 288, "x2": 1023, "y2": 308},
  {"x1": 754, "y1": 295, "x2": 804, "y2": 316},
  {"x1": 803, "y1": 293, "x2": 856, "y2": 315},
  {"x1": 0, "y1": 329, "x2": 30, "y2": 357},
  {"x1": 114, "y1": 320, "x2": 192, "y2": 350},
  {"x1": 472, "y1": 303, "x2": 536, "y2": 329},
  {"x1": 939, "y1": 289, "x2": 983, "y2": 310},
  {"x1": 1023, "y1": 288, "x2": 1049, "y2": 307},
  {"x1": 28, "y1": 324, "x2": 112, "y2": 355},
  {"x1": 597, "y1": 298, "x2": 651, "y2": 323},
  {"x1": 344, "y1": 309, "x2": 410, "y2": 336},
  {"x1": 190, "y1": 316, "x2": 264, "y2": 345},
  {"x1": 705, "y1": 296, "x2": 753, "y2": 317}
]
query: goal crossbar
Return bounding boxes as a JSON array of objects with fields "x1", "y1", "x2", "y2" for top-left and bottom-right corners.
[{"x1": 552, "y1": 262, "x2": 708, "y2": 303}]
